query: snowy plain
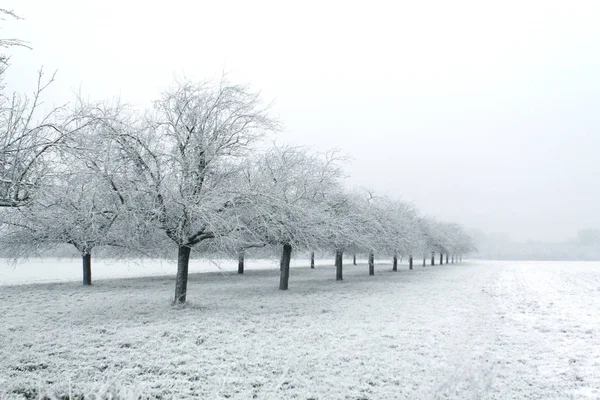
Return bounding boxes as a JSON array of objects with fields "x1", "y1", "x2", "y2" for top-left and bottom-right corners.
[{"x1": 1, "y1": 259, "x2": 599, "y2": 399}]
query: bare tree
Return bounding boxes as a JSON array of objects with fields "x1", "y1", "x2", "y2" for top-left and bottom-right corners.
[
  {"x1": 0, "y1": 11, "x2": 90, "y2": 208},
  {"x1": 375, "y1": 198, "x2": 423, "y2": 271},
  {"x1": 110, "y1": 77, "x2": 278, "y2": 303},
  {"x1": 0, "y1": 69, "x2": 81, "y2": 207},
  {"x1": 0, "y1": 102, "x2": 139, "y2": 284},
  {"x1": 445, "y1": 223, "x2": 476, "y2": 261},
  {"x1": 348, "y1": 191, "x2": 418, "y2": 276},
  {"x1": 239, "y1": 144, "x2": 344, "y2": 290},
  {"x1": 318, "y1": 190, "x2": 374, "y2": 281}
]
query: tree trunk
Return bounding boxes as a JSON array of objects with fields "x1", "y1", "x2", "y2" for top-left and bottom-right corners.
[
  {"x1": 238, "y1": 250, "x2": 244, "y2": 274},
  {"x1": 174, "y1": 245, "x2": 192, "y2": 304},
  {"x1": 279, "y1": 244, "x2": 292, "y2": 290},
  {"x1": 335, "y1": 250, "x2": 343, "y2": 281},
  {"x1": 82, "y1": 252, "x2": 92, "y2": 286},
  {"x1": 353, "y1": 254, "x2": 357, "y2": 265},
  {"x1": 431, "y1": 252, "x2": 435, "y2": 266},
  {"x1": 368, "y1": 252, "x2": 374, "y2": 275},
  {"x1": 423, "y1": 256, "x2": 426, "y2": 267},
  {"x1": 451, "y1": 254, "x2": 454, "y2": 263},
  {"x1": 310, "y1": 252, "x2": 315, "y2": 269},
  {"x1": 392, "y1": 256, "x2": 398, "y2": 272},
  {"x1": 409, "y1": 255, "x2": 413, "y2": 270}
]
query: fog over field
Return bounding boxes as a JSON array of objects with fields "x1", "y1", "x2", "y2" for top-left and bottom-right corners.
[{"x1": 1, "y1": 1, "x2": 599, "y2": 399}]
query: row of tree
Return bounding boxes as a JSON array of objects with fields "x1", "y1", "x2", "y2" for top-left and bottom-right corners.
[{"x1": 0, "y1": 10, "x2": 475, "y2": 303}]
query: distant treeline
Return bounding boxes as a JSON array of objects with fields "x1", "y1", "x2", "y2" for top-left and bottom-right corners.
[{"x1": 472, "y1": 229, "x2": 600, "y2": 261}]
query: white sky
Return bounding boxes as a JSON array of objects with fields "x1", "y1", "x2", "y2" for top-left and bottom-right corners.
[{"x1": 3, "y1": 0, "x2": 600, "y2": 242}]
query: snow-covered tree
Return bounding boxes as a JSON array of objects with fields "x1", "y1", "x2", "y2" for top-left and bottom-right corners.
[
  {"x1": 0, "y1": 70, "x2": 78, "y2": 207},
  {"x1": 111, "y1": 77, "x2": 278, "y2": 303},
  {"x1": 238, "y1": 144, "x2": 344, "y2": 290},
  {"x1": 0, "y1": 11, "x2": 91, "y2": 208},
  {"x1": 449, "y1": 223, "x2": 476, "y2": 260},
  {"x1": 318, "y1": 190, "x2": 373, "y2": 281},
  {"x1": 367, "y1": 197, "x2": 424, "y2": 271},
  {"x1": 0, "y1": 102, "x2": 139, "y2": 284},
  {"x1": 346, "y1": 191, "x2": 409, "y2": 275}
]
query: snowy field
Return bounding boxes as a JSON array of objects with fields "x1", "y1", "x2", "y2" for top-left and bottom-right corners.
[{"x1": 1, "y1": 260, "x2": 599, "y2": 399}]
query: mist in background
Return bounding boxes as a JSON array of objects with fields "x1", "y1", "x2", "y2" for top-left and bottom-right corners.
[
  {"x1": 3, "y1": 0, "x2": 600, "y2": 246},
  {"x1": 470, "y1": 228, "x2": 600, "y2": 261}
]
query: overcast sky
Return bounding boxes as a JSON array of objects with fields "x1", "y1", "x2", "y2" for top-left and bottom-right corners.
[{"x1": 3, "y1": 0, "x2": 600, "y2": 242}]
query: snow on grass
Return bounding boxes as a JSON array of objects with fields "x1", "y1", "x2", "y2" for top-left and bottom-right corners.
[{"x1": 1, "y1": 260, "x2": 599, "y2": 399}]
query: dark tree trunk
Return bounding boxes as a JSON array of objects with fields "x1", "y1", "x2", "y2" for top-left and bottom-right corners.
[
  {"x1": 174, "y1": 245, "x2": 192, "y2": 304},
  {"x1": 440, "y1": 253, "x2": 443, "y2": 265},
  {"x1": 392, "y1": 256, "x2": 398, "y2": 272},
  {"x1": 409, "y1": 255, "x2": 413, "y2": 270},
  {"x1": 82, "y1": 252, "x2": 92, "y2": 286},
  {"x1": 431, "y1": 252, "x2": 435, "y2": 266},
  {"x1": 335, "y1": 250, "x2": 343, "y2": 281},
  {"x1": 310, "y1": 252, "x2": 315, "y2": 269},
  {"x1": 368, "y1": 252, "x2": 374, "y2": 275},
  {"x1": 238, "y1": 250, "x2": 244, "y2": 274},
  {"x1": 279, "y1": 244, "x2": 292, "y2": 290},
  {"x1": 446, "y1": 253, "x2": 449, "y2": 264},
  {"x1": 353, "y1": 254, "x2": 357, "y2": 265},
  {"x1": 423, "y1": 256, "x2": 426, "y2": 267}
]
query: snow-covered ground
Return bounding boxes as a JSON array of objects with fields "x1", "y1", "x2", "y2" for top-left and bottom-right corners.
[
  {"x1": 1, "y1": 260, "x2": 599, "y2": 399},
  {"x1": 0, "y1": 256, "x2": 332, "y2": 286}
]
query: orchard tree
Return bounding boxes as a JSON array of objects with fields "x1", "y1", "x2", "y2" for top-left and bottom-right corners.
[
  {"x1": 0, "y1": 103, "x2": 139, "y2": 284},
  {"x1": 434, "y1": 221, "x2": 459, "y2": 265},
  {"x1": 421, "y1": 218, "x2": 444, "y2": 265},
  {"x1": 451, "y1": 224, "x2": 476, "y2": 261},
  {"x1": 0, "y1": 11, "x2": 90, "y2": 208},
  {"x1": 372, "y1": 197, "x2": 422, "y2": 272},
  {"x1": 407, "y1": 218, "x2": 428, "y2": 270},
  {"x1": 0, "y1": 70, "x2": 74, "y2": 208},
  {"x1": 239, "y1": 144, "x2": 343, "y2": 290},
  {"x1": 351, "y1": 191, "x2": 403, "y2": 276},
  {"x1": 111, "y1": 77, "x2": 278, "y2": 303},
  {"x1": 319, "y1": 190, "x2": 372, "y2": 281}
]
